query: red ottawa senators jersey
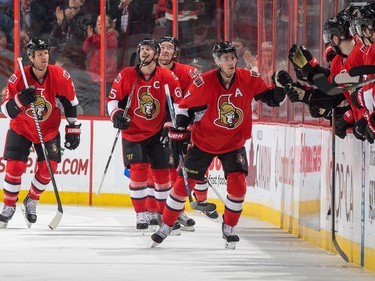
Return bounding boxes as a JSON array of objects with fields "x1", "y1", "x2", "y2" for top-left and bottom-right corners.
[
  {"x1": 170, "y1": 62, "x2": 200, "y2": 96},
  {"x1": 108, "y1": 66, "x2": 182, "y2": 142},
  {"x1": 329, "y1": 42, "x2": 367, "y2": 121},
  {"x1": 179, "y1": 68, "x2": 272, "y2": 154},
  {"x1": 362, "y1": 44, "x2": 375, "y2": 99},
  {"x1": 3, "y1": 65, "x2": 77, "y2": 143}
]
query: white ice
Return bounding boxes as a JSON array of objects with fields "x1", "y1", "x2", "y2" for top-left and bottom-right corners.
[{"x1": 0, "y1": 205, "x2": 375, "y2": 281}]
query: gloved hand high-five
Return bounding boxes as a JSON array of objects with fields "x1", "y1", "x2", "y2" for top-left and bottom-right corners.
[
  {"x1": 110, "y1": 108, "x2": 131, "y2": 130},
  {"x1": 168, "y1": 127, "x2": 189, "y2": 158},
  {"x1": 288, "y1": 44, "x2": 319, "y2": 77},
  {"x1": 64, "y1": 123, "x2": 81, "y2": 150},
  {"x1": 285, "y1": 82, "x2": 313, "y2": 104},
  {"x1": 14, "y1": 87, "x2": 37, "y2": 110},
  {"x1": 274, "y1": 70, "x2": 293, "y2": 88}
]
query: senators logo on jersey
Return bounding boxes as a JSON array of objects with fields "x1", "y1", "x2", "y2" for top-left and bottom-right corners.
[
  {"x1": 134, "y1": 86, "x2": 160, "y2": 119},
  {"x1": 24, "y1": 89, "x2": 52, "y2": 121},
  {"x1": 214, "y1": 95, "x2": 243, "y2": 129}
]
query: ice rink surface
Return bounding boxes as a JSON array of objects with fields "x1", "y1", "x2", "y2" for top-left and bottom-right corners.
[{"x1": 1, "y1": 205, "x2": 375, "y2": 281}]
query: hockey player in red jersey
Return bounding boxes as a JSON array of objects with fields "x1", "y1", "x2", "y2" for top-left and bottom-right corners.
[
  {"x1": 0, "y1": 38, "x2": 81, "y2": 228},
  {"x1": 151, "y1": 41, "x2": 288, "y2": 248},
  {"x1": 107, "y1": 37, "x2": 182, "y2": 232},
  {"x1": 145, "y1": 35, "x2": 199, "y2": 231},
  {"x1": 351, "y1": 3, "x2": 375, "y2": 142},
  {"x1": 286, "y1": 10, "x2": 369, "y2": 141}
]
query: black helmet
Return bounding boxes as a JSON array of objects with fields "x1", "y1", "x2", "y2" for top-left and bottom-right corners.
[
  {"x1": 354, "y1": 4, "x2": 375, "y2": 37},
  {"x1": 26, "y1": 38, "x2": 49, "y2": 57},
  {"x1": 137, "y1": 37, "x2": 161, "y2": 55},
  {"x1": 212, "y1": 41, "x2": 237, "y2": 60},
  {"x1": 323, "y1": 13, "x2": 352, "y2": 44},
  {"x1": 159, "y1": 36, "x2": 180, "y2": 57}
]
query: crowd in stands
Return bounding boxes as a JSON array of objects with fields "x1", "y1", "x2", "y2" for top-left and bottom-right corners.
[{"x1": 1, "y1": 0, "x2": 221, "y2": 116}]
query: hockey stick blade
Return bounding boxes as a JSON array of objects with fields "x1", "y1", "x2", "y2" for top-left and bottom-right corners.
[
  {"x1": 333, "y1": 73, "x2": 359, "y2": 85},
  {"x1": 190, "y1": 201, "x2": 217, "y2": 212},
  {"x1": 333, "y1": 237, "x2": 349, "y2": 262},
  {"x1": 349, "y1": 65, "x2": 375, "y2": 77},
  {"x1": 48, "y1": 210, "x2": 63, "y2": 230}
]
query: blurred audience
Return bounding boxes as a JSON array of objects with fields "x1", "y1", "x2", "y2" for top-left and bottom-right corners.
[{"x1": 83, "y1": 14, "x2": 118, "y2": 94}]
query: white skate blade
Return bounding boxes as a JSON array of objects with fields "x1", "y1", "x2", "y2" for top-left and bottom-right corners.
[
  {"x1": 225, "y1": 241, "x2": 237, "y2": 249},
  {"x1": 170, "y1": 229, "x2": 181, "y2": 236},
  {"x1": 0, "y1": 221, "x2": 8, "y2": 229},
  {"x1": 149, "y1": 225, "x2": 157, "y2": 232},
  {"x1": 151, "y1": 241, "x2": 160, "y2": 248},
  {"x1": 180, "y1": 225, "x2": 195, "y2": 232},
  {"x1": 21, "y1": 205, "x2": 32, "y2": 228}
]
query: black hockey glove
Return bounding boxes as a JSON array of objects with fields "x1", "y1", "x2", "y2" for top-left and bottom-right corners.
[
  {"x1": 273, "y1": 70, "x2": 293, "y2": 87},
  {"x1": 288, "y1": 44, "x2": 319, "y2": 77},
  {"x1": 160, "y1": 121, "x2": 172, "y2": 147},
  {"x1": 64, "y1": 123, "x2": 81, "y2": 150},
  {"x1": 335, "y1": 110, "x2": 354, "y2": 139},
  {"x1": 110, "y1": 108, "x2": 131, "y2": 130},
  {"x1": 168, "y1": 127, "x2": 189, "y2": 158},
  {"x1": 285, "y1": 82, "x2": 313, "y2": 104},
  {"x1": 14, "y1": 87, "x2": 36, "y2": 110},
  {"x1": 308, "y1": 106, "x2": 332, "y2": 119},
  {"x1": 366, "y1": 112, "x2": 375, "y2": 144},
  {"x1": 270, "y1": 71, "x2": 288, "y2": 105}
]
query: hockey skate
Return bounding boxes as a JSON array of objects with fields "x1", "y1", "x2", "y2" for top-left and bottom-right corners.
[
  {"x1": 136, "y1": 212, "x2": 149, "y2": 234},
  {"x1": 0, "y1": 205, "x2": 16, "y2": 229},
  {"x1": 177, "y1": 212, "x2": 195, "y2": 232},
  {"x1": 222, "y1": 222, "x2": 240, "y2": 249},
  {"x1": 21, "y1": 194, "x2": 38, "y2": 228},
  {"x1": 151, "y1": 223, "x2": 173, "y2": 247},
  {"x1": 170, "y1": 221, "x2": 182, "y2": 236},
  {"x1": 147, "y1": 211, "x2": 161, "y2": 231}
]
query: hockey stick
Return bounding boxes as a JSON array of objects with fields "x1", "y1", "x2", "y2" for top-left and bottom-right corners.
[
  {"x1": 17, "y1": 57, "x2": 63, "y2": 230},
  {"x1": 205, "y1": 176, "x2": 226, "y2": 204},
  {"x1": 349, "y1": 65, "x2": 375, "y2": 77},
  {"x1": 96, "y1": 58, "x2": 148, "y2": 196},
  {"x1": 330, "y1": 109, "x2": 349, "y2": 262},
  {"x1": 164, "y1": 84, "x2": 216, "y2": 212},
  {"x1": 333, "y1": 73, "x2": 359, "y2": 85},
  {"x1": 360, "y1": 141, "x2": 365, "y2": 266},
  {"x1": 313, "y1": 73, "x2": 375, "y2": 96}
]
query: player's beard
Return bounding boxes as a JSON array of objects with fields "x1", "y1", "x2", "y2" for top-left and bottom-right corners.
[
  {"x1": 33, "y1": 60, "x2": 48, "y2": 72},
  {"x1": 159, "y1": 55, "x2": 173, "y2": 66}
]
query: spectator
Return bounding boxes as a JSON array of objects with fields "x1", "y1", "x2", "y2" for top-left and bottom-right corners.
[
  {"x1": 50, "y1": 0, "x2": 93, "y2": 69},
  {"x1": 0, "y1": 30, "x2": 13, "y2": 91},
  {"x1": 165, "y1": 0, "x2": 201, "y2": 59},
  {"x1": 0, "y1": 11, "x2": 13, "y2": 48},
  {"x1": 231, "y1": 38, "x2": 257, "y2": 69},
  {"x1": 19, "y1": 29, "x2": 31, "y2": 63},
  {"x1": 109, "y1": 0, "x2": 156, "y2": 69},
  {"x1": 83, "y1": 14, "x2": 118, "y2": 94}
]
